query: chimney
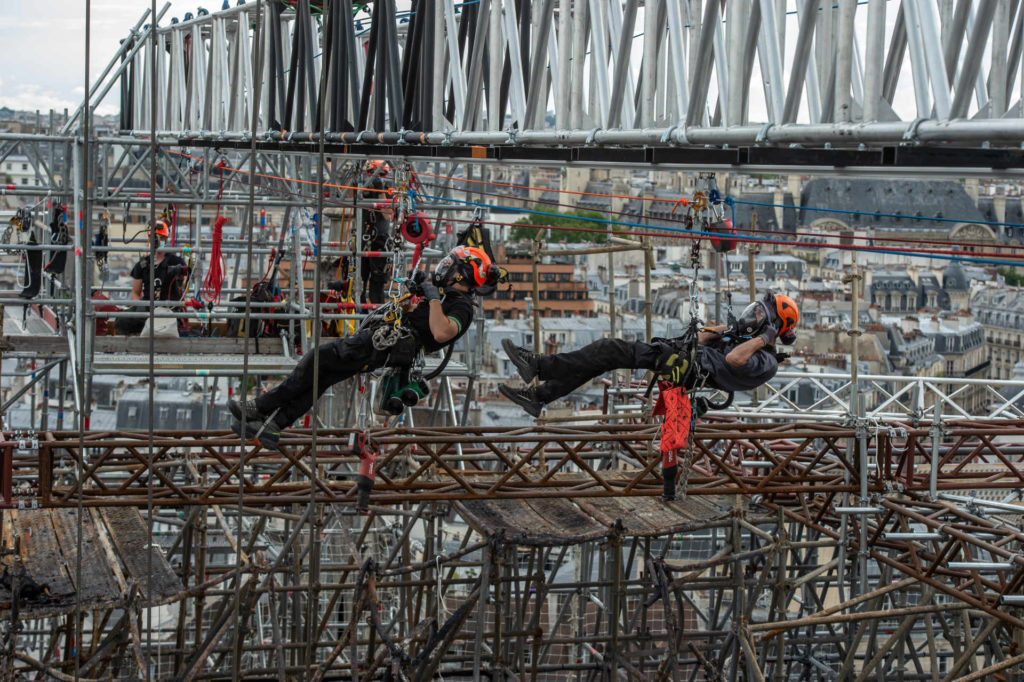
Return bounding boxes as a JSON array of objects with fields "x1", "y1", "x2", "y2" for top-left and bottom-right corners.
[{"x1": 901, "y1": 316, "x2": 919, "y2": 335}]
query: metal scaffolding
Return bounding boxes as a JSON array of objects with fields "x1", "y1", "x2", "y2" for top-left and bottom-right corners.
[{"x1": 1, "y1": 1, "x2": 1024, "y2": 680}]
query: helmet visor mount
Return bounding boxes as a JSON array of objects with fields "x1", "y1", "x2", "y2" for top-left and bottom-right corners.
[
  {"x1": 735, "y1": 301, "x2": 770, "y2": 338},
  {"x1": 432, "y1": 254, "x2": 456, "y2": 287}
]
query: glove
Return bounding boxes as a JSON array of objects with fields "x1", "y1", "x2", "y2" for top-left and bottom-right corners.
[
  {"x1": 327, "y1": 279, "x2": 347, "y2": 292},
  {"x1": 419, "y1": 281, "x2": 441, "y2": 301},
  {"x1": 166, "y1": 264, "x2": 187, "y2": 279},
  {"x1": 404, "y1": 270, "x2": 427, "y2": 296},
  {"x1": 657, "y1": 351, "x2": 690, "y2": 386}
]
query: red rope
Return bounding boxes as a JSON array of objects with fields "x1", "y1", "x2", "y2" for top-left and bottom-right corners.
[{"x1": 203, "y1": 215, "x2": 227, "y2": 303}]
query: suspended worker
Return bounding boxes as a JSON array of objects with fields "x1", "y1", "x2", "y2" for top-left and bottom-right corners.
[
  {"x1": 499, "y1": 292, "x2": 800, "y2": 417},
  {"x1": 115, "y1": 219, "x2": 188, "y2": 336},
  {"x1": 360, "y1": 160, "x2": 393, "y2": 304},
  {"x1": 228, "y1": 245, "x2": 500, "y2": 450}
]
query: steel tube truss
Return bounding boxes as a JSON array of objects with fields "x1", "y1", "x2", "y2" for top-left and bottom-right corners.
[
  {"x1": 92, "y1": 0, "x2": 1024, "y2": 151},
  {"x1": 4, "y1": 417, "x2": 1024, "y2": 679},
  {"x1": 10, "y1": 420, "x2": 1024, "y2": 507}
]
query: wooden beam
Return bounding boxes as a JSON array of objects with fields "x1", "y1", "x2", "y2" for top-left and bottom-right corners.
[{"x1": 1, "y1": 335, "x2": 284, "y2": 355}]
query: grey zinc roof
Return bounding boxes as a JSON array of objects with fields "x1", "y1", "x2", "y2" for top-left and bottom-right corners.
[
  {"x1": 800, "y1": 179, "x2": 984, "y2": 231},
  {"x1": 942, "y1": 261, "x2": 969, "y2": 291},
  {"x1": 731, "y1": 192, "x2": 797, "y2": 233}
]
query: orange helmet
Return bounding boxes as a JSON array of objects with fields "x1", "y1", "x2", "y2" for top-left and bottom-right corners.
[
  {"x1": 364, "y1": 159, "x2": 389, "y2": 176},
  {"x1": 774, "y1": 294, "x2": 800, "y2": 336},
  {"x1": 149, "y1": 219, "x2": 170, "y2": 240},
  {"x1": 433, "y1": 245, "x2": 498, "y2": 289}
]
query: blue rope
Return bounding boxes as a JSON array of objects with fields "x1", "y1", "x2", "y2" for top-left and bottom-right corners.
[{"x1": 411, "y1": 190, "x2": 1024, "y2": 270}]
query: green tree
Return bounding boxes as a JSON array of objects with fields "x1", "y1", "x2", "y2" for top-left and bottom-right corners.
[
  {"x1": 510, "y1": 205, "x2": 613, "y2": 243},
  {"x1": 1001, "y1": 267, "x2": 1024, "y2": 286}
]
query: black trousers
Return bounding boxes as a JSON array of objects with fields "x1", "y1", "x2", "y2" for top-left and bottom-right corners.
[
  {"x1": 115, "y1": 317, "x2": 146, "y2": 336},
  {"x1": 255, "y1": 329, "x2": 389, "y2": 425},
  {"x1": 533, "y1": 338, "x2": 667, "y2": 404},
  {"x1": 532, "y1": 337, "x2": 769, "y2": 405}
]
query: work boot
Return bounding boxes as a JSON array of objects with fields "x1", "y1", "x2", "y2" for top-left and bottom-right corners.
[
  {"x1": 501, "y1": 338, "x2": 539, "y2": 383},
  {"x1": 499, "y1": 384, "x2": 544, "y2": 418},
  {"x1": 231, "y1": 415, "x2": 284, "y2": 451},
  {"x1": 228, "y1": 399, "x2": 264, "y2": 423}
]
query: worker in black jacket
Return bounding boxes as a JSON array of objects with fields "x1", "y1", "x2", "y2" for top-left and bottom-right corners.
[
  {"x1": 499, "y1": 292, "x2": 800, "y2": 417},
  {"x1": 228, "y1": 246, "x2": 499, "y2": 450},
  {"x1": 115, "y1": 219, "x2": 188, "y2": 336}
]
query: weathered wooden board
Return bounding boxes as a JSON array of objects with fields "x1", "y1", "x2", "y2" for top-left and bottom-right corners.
[
  {"x1": 51, "y1": 508, "x2": 120, "y2": 605},
  {"x1": 12, "y1": 509, "x2": 76, "y2": 600},
  {"x1": 99, "y1": 507, "x2": 182, "y2": 604}
]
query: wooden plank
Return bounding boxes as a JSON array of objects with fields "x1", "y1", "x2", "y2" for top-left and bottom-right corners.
[
  {"x1": 578, "y1": 496, "x2": 680, "y2": 534},
  {"x1": 98, "y1": 507, "x2": 182, "y2": 604},
  {"x1": 0, "y1": 511, "x2": 15, "y2": 604},
  {"x1": 456, "y1": 499, "x2": 606, "y2": 546},
  {"x1": 523, "y1": 498, "x2": 608, "y2": 537},
  {"x1": 1, "y1": 334, "x2": 284, "y2": 355},
  {"x1": 51, "y1": 508, "x2": 119, "y2": 606},
  {"x1": 13, "y1": 510, "x2": 76, "y2": 600},
  {"x1": 575, "y1": 495, "x2": 730, "y2": 537}
]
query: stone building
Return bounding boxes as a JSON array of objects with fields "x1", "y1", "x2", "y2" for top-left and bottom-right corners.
[
  {"x1": 484, "y1": 244, "x2": 595, "y2": 320},
  {"x1": 914, "y1": 312, "x2": 989, "y2": 413},
  {"x1": 972, "y1": 286, "x2": 1024, "y2": 380},
  {"x1": 868, "y1": 262, "x2": 973, "y2": 314}
]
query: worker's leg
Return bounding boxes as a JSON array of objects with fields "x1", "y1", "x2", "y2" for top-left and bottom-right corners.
[
  {"x1": 533, "y1": 338, "x2": 664, "y2": 404},
  {"x1": 255, "y1": 329, "x2": 383, "y2": 425}
]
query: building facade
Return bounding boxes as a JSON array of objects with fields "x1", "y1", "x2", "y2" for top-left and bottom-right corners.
[
  {"x1": 972, "y1": 287, "x2": 1024, "y2": 380},
  {"x1": 484, "y1": 244, "x2": 595, "y2": 319}
]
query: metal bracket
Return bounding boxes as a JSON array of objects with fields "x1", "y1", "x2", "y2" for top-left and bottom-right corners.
[
  {"x1": 755, "y1": 123, "x2": 774, "y2": 145},
  {"x1": 902, "y1": 117, "x2": 928, "y2": 143},
  {"x1": 659, "y1": 125, "x2": 680, "y2": 146},
  {"x1": 585, "y1": 127, "x2": 602, "y2": 145}
]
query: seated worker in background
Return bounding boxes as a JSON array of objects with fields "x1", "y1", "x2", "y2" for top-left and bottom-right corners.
[
  {"x1": 228, "y1": 246, "x2": 500, "y2": 450},
  {"x1": 499, "y1": 292, "x2": 799, "y2": 417},
  {"x1": 115, "y1": 219, "x2": 188, "y2": 336}
]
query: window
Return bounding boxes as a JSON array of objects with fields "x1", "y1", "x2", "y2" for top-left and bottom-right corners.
[
  {"x1": 754, "y1": 262, "x2": 765, "y2": 272},
  {"x1": 20, "y1": 178, "x2": 27, "y2": 185},
  {"x1": 730, "y1": 261, "x2": 742, "y2": 273},
  {"x1": 21, "y1": 163, "x2": 27, "y2": 171},
  {"x1": 176, "y1": 408, "x2": 191, "y2": 424}
]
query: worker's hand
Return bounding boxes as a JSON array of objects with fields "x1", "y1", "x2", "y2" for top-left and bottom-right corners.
[
  {"x1": 327, "y1": 279, "x2": 347, "y2": 292},
  {"x1": 419, "y1": 281, "x2": 441, "y2": 301},
  {"x1": 166, "y1": 264, "x2": 187, "y2": 279},
  {"x1": 657, "y1": 351, "x2": 690, "y2": 386},
  {"x1": 404, "y1": 270, "x2": 427, "y2": 295}
]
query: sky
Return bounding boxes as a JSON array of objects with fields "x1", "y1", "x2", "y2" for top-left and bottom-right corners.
[{"x1": 0, "y1": 1, "x2": 158, "y2": 115}]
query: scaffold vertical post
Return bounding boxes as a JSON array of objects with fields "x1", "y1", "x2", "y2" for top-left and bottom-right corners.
[{"x1": 532, "y1": 234, "x2": 542, "y2": 354}]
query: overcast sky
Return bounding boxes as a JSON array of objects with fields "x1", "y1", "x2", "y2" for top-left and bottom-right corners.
[{"x1": 0, "y1": 1, "x2": 157, "y2": 115}]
